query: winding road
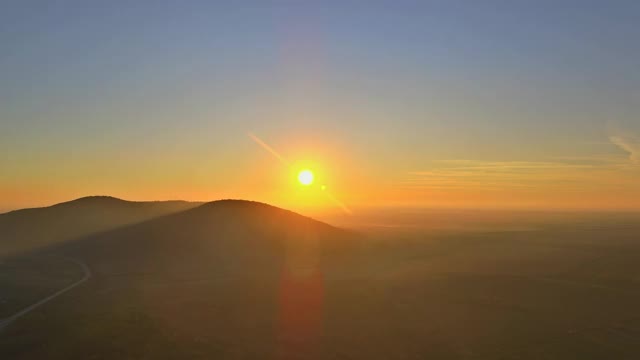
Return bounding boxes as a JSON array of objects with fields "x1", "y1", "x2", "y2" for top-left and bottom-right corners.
[{"x1": 0, "y1": 258, "x2": 91, "y2": 331}]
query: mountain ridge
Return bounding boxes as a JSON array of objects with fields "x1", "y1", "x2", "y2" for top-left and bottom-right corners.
[
  {"x1": 0, "y1": 196, "x2": 199, "y2": 216},
  {"x1": 47, "y1": 197, "x2": 357, "y2": 279},
  {"x1": 0, "y1": 196, "x2": 202, "y2": 257}
]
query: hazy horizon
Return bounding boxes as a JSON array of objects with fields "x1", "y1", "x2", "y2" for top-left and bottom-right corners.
[
  {"x1": 2, "y1": 1, "x2": 640, "y2": 214},
  {"x1": 3, "y1": 195, "x2": 639, "y2": 238},
  {"x1": 7, "y1": 194, "x2": 640, "y2": 213}
]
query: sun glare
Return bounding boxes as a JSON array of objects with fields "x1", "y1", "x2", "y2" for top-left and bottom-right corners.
[{"x1": 298, "y1": 169, "x2": 314, "y2": 186}]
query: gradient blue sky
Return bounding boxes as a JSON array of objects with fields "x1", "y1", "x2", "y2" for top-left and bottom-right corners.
[{"x1": 2, "y1": 1, "x2": 640, "y2": 212}]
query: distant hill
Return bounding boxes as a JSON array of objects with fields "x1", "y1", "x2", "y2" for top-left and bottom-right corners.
[
  {"x1": 59, "y1": 199, "x2": 356, "y2": 277},
  {"x1": 0, "y1": 196, "x2": 201, "y2": 258}
]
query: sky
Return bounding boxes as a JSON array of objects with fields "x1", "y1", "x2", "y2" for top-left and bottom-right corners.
[{"x1": 1, "y1": 0, "x2": 640, "y2": 214}]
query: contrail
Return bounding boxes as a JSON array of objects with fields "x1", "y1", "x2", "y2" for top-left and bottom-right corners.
[{"x1": 248, "y1": 133, "x2": 290, "y2": 167}]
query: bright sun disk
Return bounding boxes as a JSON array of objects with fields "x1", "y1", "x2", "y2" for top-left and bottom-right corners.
[{"x1": 298, "y1": 169, "x2": 314, "y2": 186}]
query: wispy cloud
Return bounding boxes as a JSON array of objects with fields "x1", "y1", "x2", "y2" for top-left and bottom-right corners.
[
  {"x1": 408, "y1": 162, "x2": 542, "y2": 191},
  {"x1": 399, "y1": 131, "x2": 640, "y2": 207},
  {"x1": 609, "y1": 135, "x2": 640, "y2": 163},
  {"x1": 404, "y1": 157, "x2": 639, "y2": 195}
]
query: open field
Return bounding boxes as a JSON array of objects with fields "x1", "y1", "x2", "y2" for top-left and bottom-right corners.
[
  {"x1": 1, "y1": 205, "x2": 640, "y2": 359},
  {"x1": 0, "y1": 257, "x2": 85, "y2": 319}
]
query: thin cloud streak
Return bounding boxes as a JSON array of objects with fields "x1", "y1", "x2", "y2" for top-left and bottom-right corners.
[
  {"x1": 609, "y1": 135, "x2": 640, "y2": 163},
  {"x1": 405, "y1": 157, "x2": 640, "y2": 195}
]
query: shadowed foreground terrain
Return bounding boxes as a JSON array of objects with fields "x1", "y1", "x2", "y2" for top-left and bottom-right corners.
[
  {"x1": 2, "y1": 200, "x2": 640, "y2": 359},
  {"x1": 0, "y1": 196, "x2": 200, "y2": 258}
]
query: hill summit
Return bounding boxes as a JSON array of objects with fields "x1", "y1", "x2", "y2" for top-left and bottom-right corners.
[
  {"x1": 59, "y1": 199, "x2": 354, "y2": 277},
  {"x1": 0, "y1": 196, "x2": 200, "y2": 257}
]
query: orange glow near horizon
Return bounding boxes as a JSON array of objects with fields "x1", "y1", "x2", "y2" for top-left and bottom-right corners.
[{"x1": 2, "y1": 131, "x2": 640, "y2": 215}]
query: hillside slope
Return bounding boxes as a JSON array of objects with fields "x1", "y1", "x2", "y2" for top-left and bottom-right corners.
[
  {"x1": 0, "y1": 196, "x2": 200, "y2": 257},
  {"x1": 60, "y1": 199, "x2": 356, "y2": 277}
]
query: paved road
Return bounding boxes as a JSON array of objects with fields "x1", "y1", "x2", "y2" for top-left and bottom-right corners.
[{"x1": 0, "y1": 258, "x2": 91, "y2": 331}]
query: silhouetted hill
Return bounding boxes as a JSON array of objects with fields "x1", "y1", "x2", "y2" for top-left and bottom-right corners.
[
  {"x1": 0, "y1": 199, "x2": 361, "y2": 359},
  {"x1": 0, "y1": 196, "x2": 201, "y2": 258},
  {"x1": 60, "y1": 199, "x2": 356, "y2": 277}
]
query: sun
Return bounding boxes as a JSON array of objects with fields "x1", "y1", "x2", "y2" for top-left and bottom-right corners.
[{"x1": 298, "y1": 169, "x2": 314, "y2": 186}]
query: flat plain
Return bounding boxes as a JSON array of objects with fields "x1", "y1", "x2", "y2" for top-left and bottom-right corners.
[{"x1": 1, "y1": 201, "x2": 640, "y2": 359}]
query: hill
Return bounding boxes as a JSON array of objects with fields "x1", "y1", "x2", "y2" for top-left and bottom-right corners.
[
  {"x1": 59, "y1": 199, "x2": 356, "y2": 277},
  {"x1": 0, "y1": 196, "x2": 201, "y2": 258},
  {"x1": 1, "y1": 199, "x2": 360, "y2": 359}
]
